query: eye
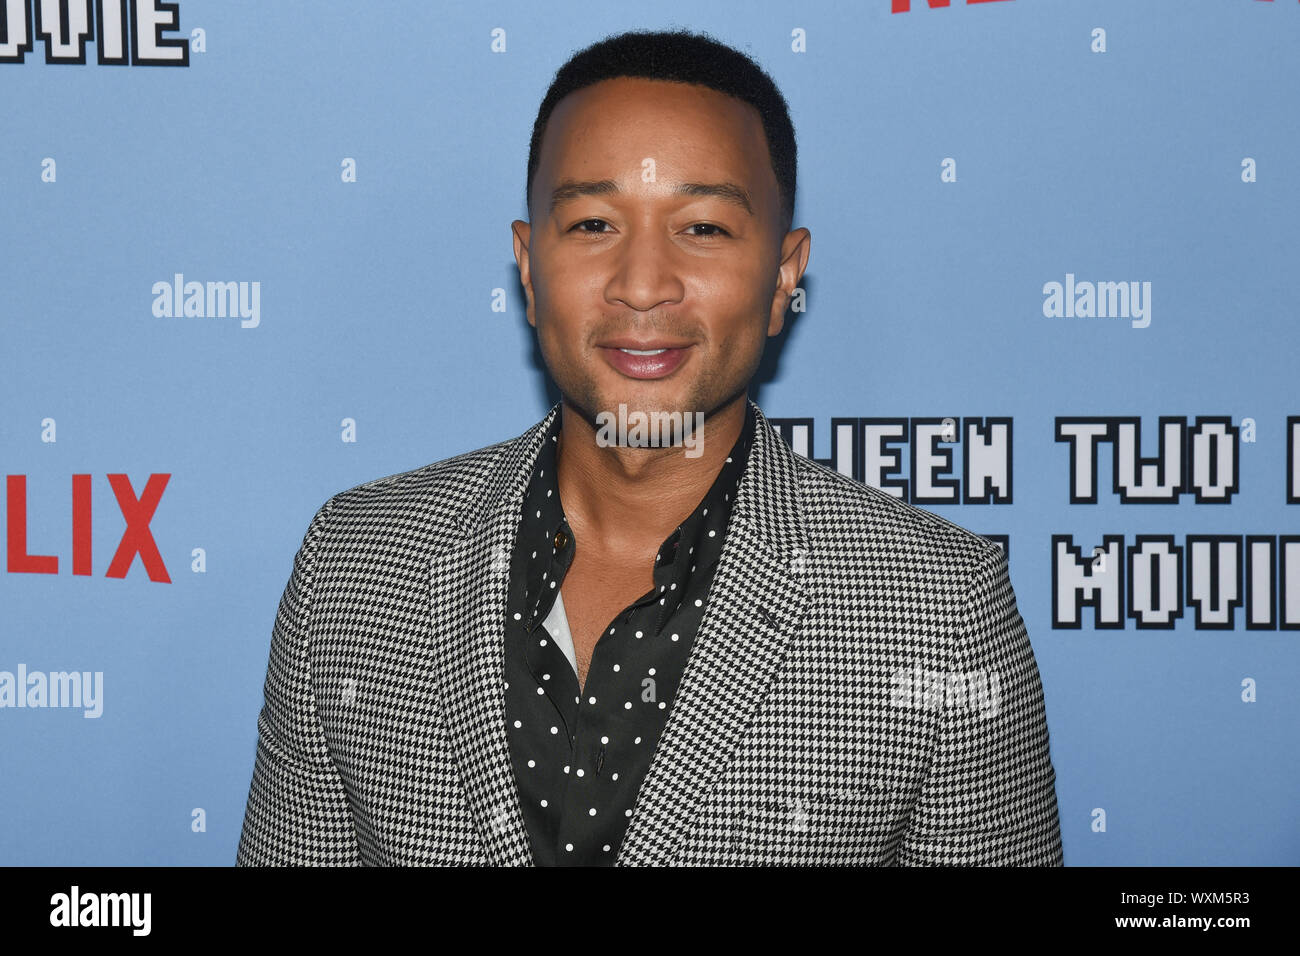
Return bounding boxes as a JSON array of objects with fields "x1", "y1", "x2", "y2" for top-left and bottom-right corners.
[{"x1": 567, "y1": 219, "x2": 731, "y2": 238}]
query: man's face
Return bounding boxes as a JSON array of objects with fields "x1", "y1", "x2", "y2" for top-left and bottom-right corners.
[{"x1": 512, "y1": 76, "x2": 810, "y2": 432}]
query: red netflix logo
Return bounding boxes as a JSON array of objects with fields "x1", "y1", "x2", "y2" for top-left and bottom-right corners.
[
  {"x1": 891, "y1": 0, "x2": 1012, "y2": 11},
  {"x1": 6, "y1": 474, "x2": 171, "y2": 583}
]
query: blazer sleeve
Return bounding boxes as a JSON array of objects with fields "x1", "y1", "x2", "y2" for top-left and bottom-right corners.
[
  {"x1": 235, "y1": 497, "x2": 362, "y2": 866},
  {"x1": 896, "y1": 546, "x2": 1064, "y2": 866}
]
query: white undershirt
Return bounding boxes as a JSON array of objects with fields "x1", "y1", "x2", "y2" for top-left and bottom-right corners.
[{"x1": 540, "y1": 586, "x2": 579, "y2": 678}]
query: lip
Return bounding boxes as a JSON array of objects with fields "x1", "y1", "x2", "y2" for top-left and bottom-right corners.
[
  {"x1": 597, "y1": 344, "x2": 693, "y2": 380},
  {"x1": 595, "y1": 337, "x2": 695, "y2": 350}
]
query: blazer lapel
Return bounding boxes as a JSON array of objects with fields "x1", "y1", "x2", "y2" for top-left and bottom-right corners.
[
  {"x1": 425, "y1": 399, "x2": 809, "y2": 866},
  {"x1": 425, "y1": 406, "x2": 560, "y2": 866},
  {"x1": 616, "y1": 401, "x2": 811, "y2": 865}
]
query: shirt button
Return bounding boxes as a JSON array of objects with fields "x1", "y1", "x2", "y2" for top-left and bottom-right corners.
[{"x1": 554, "y1": 530, "x2": 568, "y2": 549}]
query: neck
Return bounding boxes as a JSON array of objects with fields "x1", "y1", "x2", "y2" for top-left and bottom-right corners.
[{"x1": 554, "y1": 394, "x2": 748, "y2": 555}]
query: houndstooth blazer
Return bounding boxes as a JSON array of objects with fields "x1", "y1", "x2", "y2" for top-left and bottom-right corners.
[{"x1": 235, "y1": 399, "x2": 1063, "y2": 866}]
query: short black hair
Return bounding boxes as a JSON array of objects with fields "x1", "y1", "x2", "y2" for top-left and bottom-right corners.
[{"x1": 526, "y1": 28, "x2": 797, "y2": 236}]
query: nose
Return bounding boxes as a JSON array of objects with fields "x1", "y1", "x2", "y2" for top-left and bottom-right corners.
[{"x1": 603, "y1": 223, "x2": 686, "y2": 313}]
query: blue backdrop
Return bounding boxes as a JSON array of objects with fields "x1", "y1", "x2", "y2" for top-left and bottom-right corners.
[{"x1": 2, "y1": 0, "x2": 1297, "y2": 865}]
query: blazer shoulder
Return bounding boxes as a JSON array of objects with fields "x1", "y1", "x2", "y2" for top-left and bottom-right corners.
[
  {"x1": 789, "y1": 452, "x2": 1003, "y2": 572},
  {"x1": 313, "y1": 435, "x2": 516, "y2": 534}
]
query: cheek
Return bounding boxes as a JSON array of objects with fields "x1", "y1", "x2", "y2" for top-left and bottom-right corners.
[
  {"x1": 710, "y1": 288, "x2": 769, "y2": 350},
  {"x1": 704, "y1": 260, "x2": 769, "y2": 315},
  {"x1": 534, "y1": 260, "x2": 590, "y2": 326}
]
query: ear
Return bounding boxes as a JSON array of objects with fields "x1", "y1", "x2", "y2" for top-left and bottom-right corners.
[
  {"x1": 511, "y1": 219, "x2": 536, "y2": 328},
  {"x1": 768, "y1": 227, "x2": 811, "y2": 337}
]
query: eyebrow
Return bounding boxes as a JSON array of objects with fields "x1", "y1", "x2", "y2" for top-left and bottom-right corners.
[{"x1": 549, "y1": 178, "x2": 755, "y2": 216}]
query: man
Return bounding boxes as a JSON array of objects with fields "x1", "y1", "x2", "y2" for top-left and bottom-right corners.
[{"x1": 236, "y1": 28, "x2": 1063, "y2": 866}]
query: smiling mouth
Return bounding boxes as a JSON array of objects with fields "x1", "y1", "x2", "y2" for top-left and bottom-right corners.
[{"x1": 597, "y1": 344, "x2": 693, "y2": 380}]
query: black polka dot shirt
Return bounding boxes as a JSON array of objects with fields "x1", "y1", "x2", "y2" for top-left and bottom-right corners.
[{"x1": 502, "y1": 402, "x2": 756, "y2": 866}]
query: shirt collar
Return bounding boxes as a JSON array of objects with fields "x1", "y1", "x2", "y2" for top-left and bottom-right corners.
[{"x1": 516, "y1": 402, "x2": 756, "y2": 634}]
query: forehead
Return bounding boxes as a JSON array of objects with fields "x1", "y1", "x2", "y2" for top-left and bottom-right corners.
[{"x1": 536, "y1": 76, "x2": 774, "y2": 204}]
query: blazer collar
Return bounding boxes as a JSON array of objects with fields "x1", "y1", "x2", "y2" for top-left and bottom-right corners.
[{"x1": 425, "y1": 398, "x2": 810, "y2": 865}]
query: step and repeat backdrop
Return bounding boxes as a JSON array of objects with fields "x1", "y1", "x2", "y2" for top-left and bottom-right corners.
[{"x1": 2, "y1": 0, "x2": 1297, "y2": 866}]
